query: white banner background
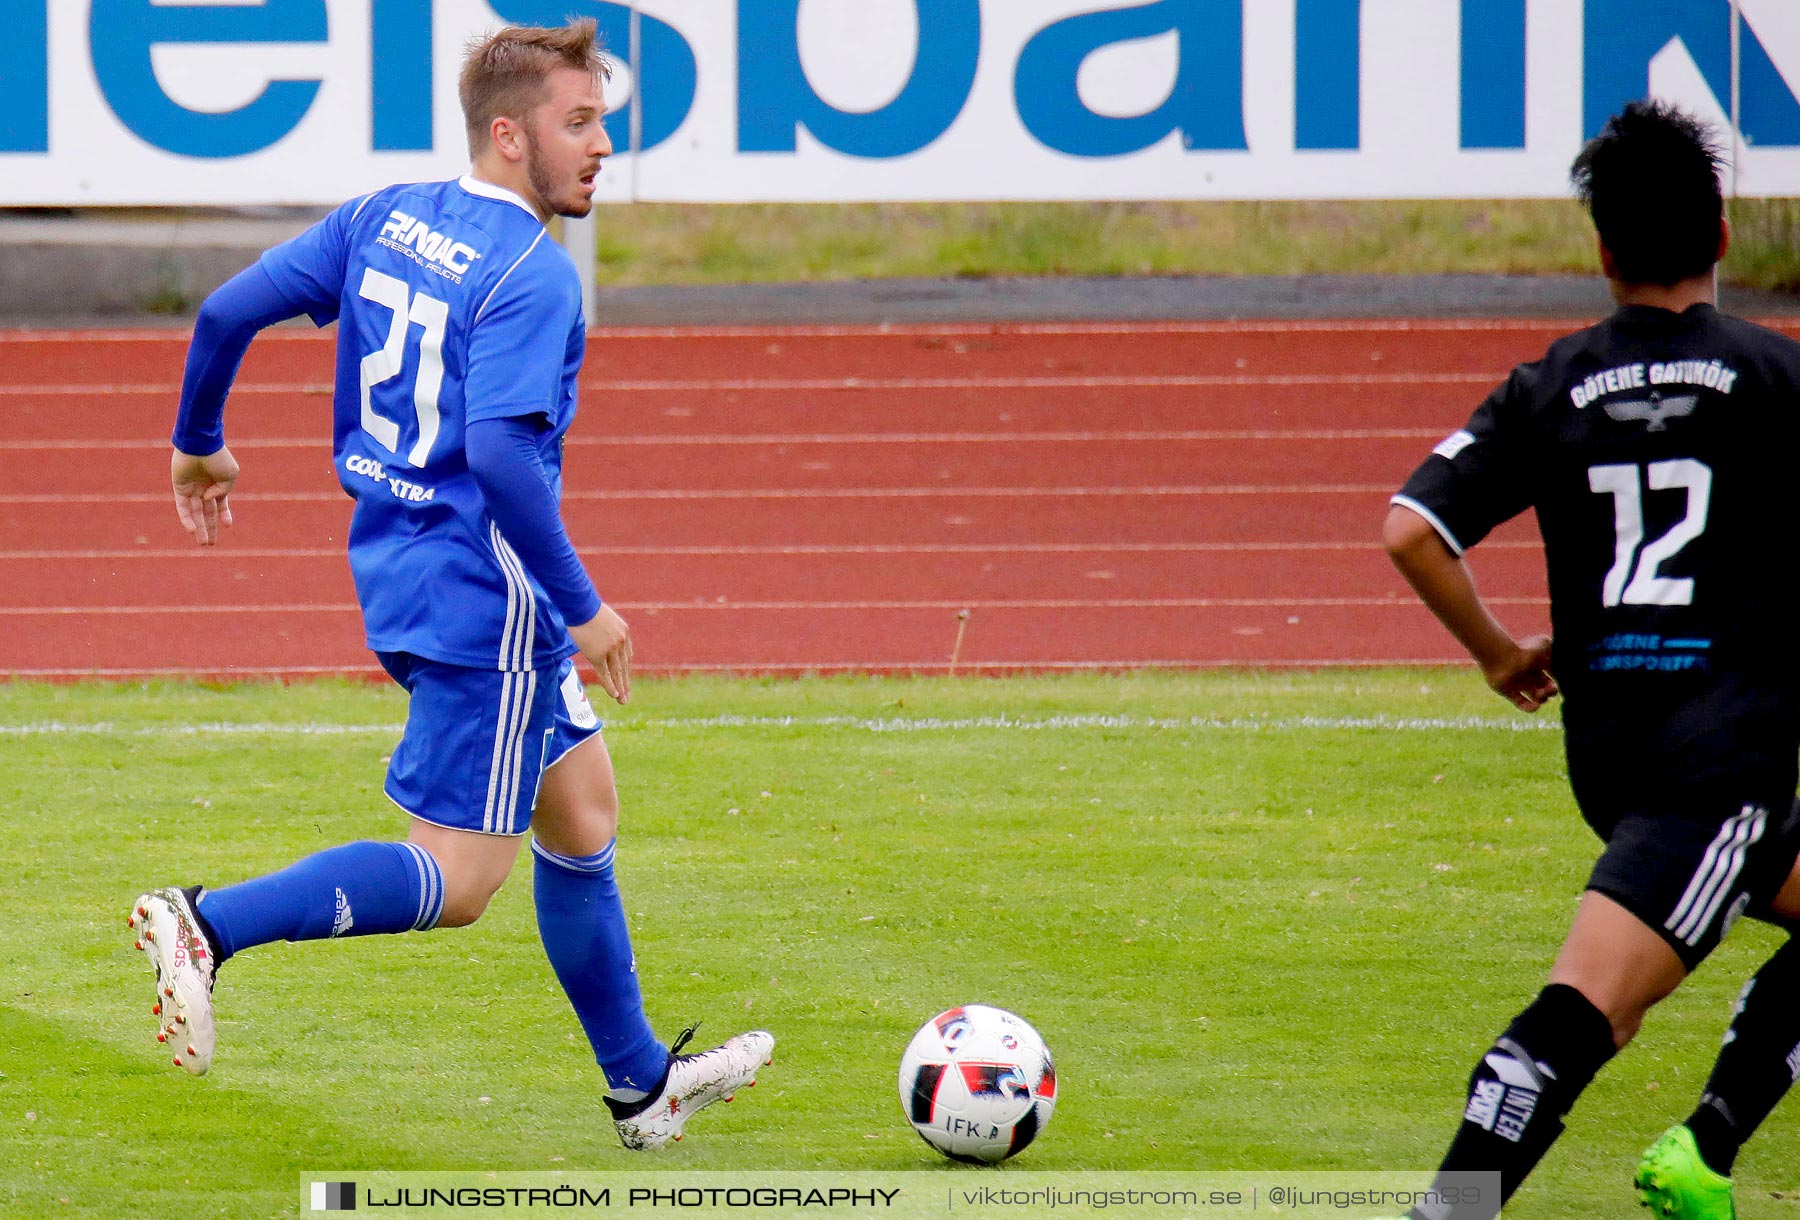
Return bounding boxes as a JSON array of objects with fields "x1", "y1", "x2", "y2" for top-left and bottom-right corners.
[{"x1": 5, "y1": 0, "x2": 1800, "y2": 206}]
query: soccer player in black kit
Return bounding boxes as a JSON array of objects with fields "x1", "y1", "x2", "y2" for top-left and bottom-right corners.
[{"x1": 1378, "y1": 102, "x2": 1800, "y2": 1220}]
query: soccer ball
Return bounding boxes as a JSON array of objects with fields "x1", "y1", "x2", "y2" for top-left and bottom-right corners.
[{"x1": 897, "y1": 1004, "x2": 1056, "y2": 1163}]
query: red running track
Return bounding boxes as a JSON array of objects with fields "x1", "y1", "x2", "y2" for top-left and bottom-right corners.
[{"x1": 8, "y1": 318, "x2": 1780, "y2": 679}]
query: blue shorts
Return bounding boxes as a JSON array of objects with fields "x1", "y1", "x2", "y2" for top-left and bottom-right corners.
[{"x1": 377, "y1": 652, "x2": 604, "y2": 836}]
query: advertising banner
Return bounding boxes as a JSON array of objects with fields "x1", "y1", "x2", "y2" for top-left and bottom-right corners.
[{"x1": 4, "y1": 0, "x2": 1799, "y2": 205}]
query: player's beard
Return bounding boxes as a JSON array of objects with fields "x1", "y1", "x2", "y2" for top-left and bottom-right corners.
[{"x1": 523, "y1": 126, "x2": 591, "y2": 220}]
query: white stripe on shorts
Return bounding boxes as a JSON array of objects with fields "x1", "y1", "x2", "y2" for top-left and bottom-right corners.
[
  {"x1": 502, "y1": 669, "x2": 539, "y2": 835},
  {"x1": 480, "y1": 524, "x2": 549, "y2": 832},
  {"x1": 484, "y1": 670, "x2": 523, "y2": 833},
  {"x1": 1668, "y1": 805, "x2": 1768, "y2": 947}
]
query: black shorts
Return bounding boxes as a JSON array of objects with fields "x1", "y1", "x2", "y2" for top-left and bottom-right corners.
[{"x1": 1587, "y1": 797, "x2": 1800, "y2": 969}]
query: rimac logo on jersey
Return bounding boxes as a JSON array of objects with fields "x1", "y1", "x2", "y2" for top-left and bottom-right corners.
[{"x1": 377, "y1": 210, "x2": 482, "y2": 281}]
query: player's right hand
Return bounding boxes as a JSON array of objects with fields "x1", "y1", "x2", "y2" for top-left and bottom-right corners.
[
  {"x1": 570, "y1": 604, "x2": 633, "y2": 705},
  {"x1": 1484, "y1": 632, "x2": 1558, "y2": 712},
  {"x1": 171, "y1": 446, "x2": 240, "y2": 546}
]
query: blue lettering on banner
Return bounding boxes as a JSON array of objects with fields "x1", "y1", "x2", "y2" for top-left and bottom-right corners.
[
  {"x1": 1295, "y1": 0, "x2": 1359, "y2": 150},
  {"x1": 488, "y1": 0, "x2": 698, "y2": 153},
  {"x1": 89, "y1": 0, "x2": 328, "y2": 159},
  {"x1": 1461, "y1": 0, "x2": 1525, "y2": 149},
  {"x1": 0, "y1": 1, "x2": 48, "y2": 152},
  {"x1": 1584, "y1": 0, "x2": 1800, "y2": 145},
  {"x1": 1015, "y1": 0, "x2": 1246, "y2": 157},
  {"x1": 738, "y1": 0, "x2": 981, "y2": 158},
  {"x1": 18, "y1": 0, "x2": 1800, "y2": 202},
  {"x1": 372, "y1": 0, "x2": 432, "y2": 151}
]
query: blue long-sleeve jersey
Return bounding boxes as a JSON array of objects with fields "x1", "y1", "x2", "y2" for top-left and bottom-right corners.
[{"x1": 174, "y1": 176, "x2": 602, "y2": 671}]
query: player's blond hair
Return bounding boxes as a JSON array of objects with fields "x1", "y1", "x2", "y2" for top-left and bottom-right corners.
[{"x1": 459, "y1": 20, "x2": 612, "y2": 156}]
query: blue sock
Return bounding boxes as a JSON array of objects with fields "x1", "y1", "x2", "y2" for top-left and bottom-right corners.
[
  {"x1": 533, "y1": 838, "x2": 668, "y2": 1096},
  {"x1": 196, "y1": 841, "x2": 444, "y2": 962}
]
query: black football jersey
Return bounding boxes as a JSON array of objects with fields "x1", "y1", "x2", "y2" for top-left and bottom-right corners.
[{"x1": 1396, "y1": 304, "x2": 1800, "y2": 816}]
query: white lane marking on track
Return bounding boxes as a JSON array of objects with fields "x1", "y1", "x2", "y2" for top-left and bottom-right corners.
[
  {"x1": 0, "y1": 712, "x2": 1560, "y2": 735},
  {"x1": 0, "y1": 373, "x2": 1499, "y2": 396},
  {"x1": 8, "y1": 428, "x2": 1448, "y2": 450},
  {"x1": 0, "y1": 604, "x2": 365, "y2": 614},
  {"x1": 584, "y1": 319, "x2": 1796, "y2": 339},
  {"x1": 0, "y1": 485, "x2": 1398, "y2": 504},
  {"x1": 0, "y1": 548, "x2": 348, "y2": 559},
  {"x1": 0, "y1": 540, "x2": 1539, "y2": 560},
  {"x1": 0, "y1": 596, "x2": 1545, "y2": 615},
  {"x1": 0, "y1": 383, "x2": 332, "y2": 396},
  {"x1": 600, "y1": 374, "x2": 1501, "y2": 391}
]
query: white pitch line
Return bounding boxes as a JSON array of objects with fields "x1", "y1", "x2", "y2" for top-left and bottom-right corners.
[
  {"x1": 0, "y1": 657, "x2": 1477, "y2": 676},
  {"x1": 0, "y1": 484, "x2": 1396, "y2": 505},
  {"x1": 8, "y1": 427, "x2": 1444, "y2": 452},
  {"x1": 0, "y1": 711, "x2": 1559, "y2": 736},
  {"x1": 632, "y1": 711, "x2": 1561, "y2": 732},
  {"x1": 2, "y1": 665, "x2": 386, "y2": 677},
  {"x1": 0, "y1": 596, "x2": 1543, "y2": 615}
]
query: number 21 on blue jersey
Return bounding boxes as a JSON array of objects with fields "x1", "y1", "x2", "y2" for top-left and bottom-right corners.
[{"x1": 358, "y1": 268, "x2": 449, "y2": 468}]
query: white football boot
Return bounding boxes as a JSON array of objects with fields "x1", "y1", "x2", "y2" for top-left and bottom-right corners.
[
  {"x1": 606, "y1": 1026, "x2": 775, "y2": 1149},
  {"x1": 128, "y1": 886, "x2": 217, "y2": 1075}
]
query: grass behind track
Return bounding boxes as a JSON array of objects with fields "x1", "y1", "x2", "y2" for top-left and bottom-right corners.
[
  {"x1": 0, "y1": 672, "x2": 1793, "y2": 1218},
  {"x1": 586, "y1": 199, "x2": 1800, "y2": 294}
]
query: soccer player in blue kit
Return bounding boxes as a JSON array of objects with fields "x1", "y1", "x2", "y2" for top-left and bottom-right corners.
[{"x1": 127, "y1": 20, "x2": 773, "y2": 1150}]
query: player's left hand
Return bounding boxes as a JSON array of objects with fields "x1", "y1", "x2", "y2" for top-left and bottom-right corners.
[
  {"x1": 172, "y1": 446, "x2": 240, "y2": 546},
  {"x1": 1484, "y1": 633, "x2": 1558, "y2": 712},
  {"x1": 569, "y1": 604, "x2": 633, "y2": 705}
]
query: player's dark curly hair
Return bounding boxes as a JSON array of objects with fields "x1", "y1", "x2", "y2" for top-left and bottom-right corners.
[{"x1": 1571, "y1": 100, "x2": 1726, "y2": 286}]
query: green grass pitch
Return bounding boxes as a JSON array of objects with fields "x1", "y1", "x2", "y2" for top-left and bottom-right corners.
[{"x1": 0, "y1": 671, "x2": 1793, "y2": 1218}]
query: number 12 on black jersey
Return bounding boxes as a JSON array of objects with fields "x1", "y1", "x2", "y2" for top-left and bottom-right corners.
[{"x1": 1587, "y1": 459, "x2": 1712, "y2": 608}]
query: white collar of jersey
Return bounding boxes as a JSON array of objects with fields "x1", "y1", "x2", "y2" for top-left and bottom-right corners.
[{"x1": 457, "y1": 175, "x2": 542, "y2": 224}]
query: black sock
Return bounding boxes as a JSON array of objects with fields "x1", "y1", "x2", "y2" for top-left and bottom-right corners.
[
  {"x1": 1684, "y1": 937, "x2": 1800, "y2": 1176},
  {"x1": 1415, "y1": 983, "x2": 1618, "y2": 1220},
  {"x1": 1684, "y1": 1095, "x2": 1741, "y2": 1176}
]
